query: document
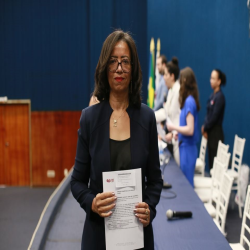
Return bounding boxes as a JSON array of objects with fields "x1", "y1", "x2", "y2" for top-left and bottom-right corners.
[{"x1": 103, "y1": 168, "x2": 143, "y2": 250}]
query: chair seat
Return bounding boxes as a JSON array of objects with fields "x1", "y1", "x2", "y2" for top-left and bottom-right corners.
[
  {"x1": 195, "y1": 188, "x2": 218, "y2": 203},
  {"x1": 204, "y1": 203, "x2": 216, "y2": 218},
  {"x1": 195, "y1": 158, "x2": 204, "y2": 170},
  {"x1": 227, "y1": 169, "x2": 239, "y2": 179},
  {"x1": 229, "y1": 243, "x2": 245, "y2": 250},
  {"x1": 194, "y1": 176, "x2": 212, "y2": 189},
  {"x1": 210, "y1": 168, "x2": 214, "y2": 177}
]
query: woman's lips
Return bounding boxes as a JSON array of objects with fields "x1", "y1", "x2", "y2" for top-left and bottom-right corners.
[{"x1": 115, "y1": 77, "x2": 124, "y2": 82}]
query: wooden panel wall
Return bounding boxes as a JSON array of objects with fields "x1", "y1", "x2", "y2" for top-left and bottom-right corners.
[{"x1": 31, "y1": 111, "x2": 81, "y2": 186}]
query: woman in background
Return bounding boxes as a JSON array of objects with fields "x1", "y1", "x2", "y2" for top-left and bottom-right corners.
[
  {"x1": 167, "y1": 67, "x2": 200, "y2": 187},
  {"x1": 202, "y1": 69, "x2": 226, "y2": 170},
  {"x1": 155, "y1": 57, "x2": 180, "y2": 165}
]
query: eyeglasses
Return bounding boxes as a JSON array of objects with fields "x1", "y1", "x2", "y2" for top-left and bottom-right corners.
[{"x1": 108, "y1": 58, "x2": 131, "y2": 73}]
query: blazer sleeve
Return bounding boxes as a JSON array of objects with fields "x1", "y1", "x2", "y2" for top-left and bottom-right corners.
[
  {"x1": 70, "y1": 109, "x2": 95, "y2": 219},
  {"x1": 204, "y1": 94, "x2": 225, "y2": 131},
  {"x1": 144, "y1": 111, "x2": 163, "y2": 223},
  {"x1": 155, "y1": 108, "x2": 166, "y2": 123}
]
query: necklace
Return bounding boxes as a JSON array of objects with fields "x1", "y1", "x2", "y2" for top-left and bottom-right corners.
[{"x1": 110, "y1": 103, "x2": 128, "y2": 127}]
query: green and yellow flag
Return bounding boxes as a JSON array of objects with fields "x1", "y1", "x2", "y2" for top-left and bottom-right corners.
[{"x1": 147, "y1": 38, "x2": 155, "y2": 109}]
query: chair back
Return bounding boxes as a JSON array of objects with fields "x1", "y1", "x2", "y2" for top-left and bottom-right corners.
[
  {"x1": 199, "y1": 136, "x2": 207, "y2": 162},
  {"x1": 216, "y1": 141, "x2": 229, "y2": 162},
  {"x1": 212, "y1": 158, "x2": 228, "y2": 190},
  {"x1": 209, "y1": 158, "x2": 228, "y2": 204},
  {"x1": 215, "y1": 172, "x2": 234, "y2": 235},
  {"x1": 240, "y1": 185, "x2": 250, "y2": 247},
  {"x1": 216, "y1": 151, "x2": 231, "y2": 170},
  {"x1": 231, "y1": 135, "x2": 246, "y2": 175}
]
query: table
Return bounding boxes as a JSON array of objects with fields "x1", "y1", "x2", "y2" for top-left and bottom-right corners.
[{"x1": 153, "y1": 156, "x2": 232, "y2": 250}]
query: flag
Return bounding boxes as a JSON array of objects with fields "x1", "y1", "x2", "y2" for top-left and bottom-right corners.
[
  {"x1": 155, "y1": 38, "x2": 161, "y2": 90},
  {"x1": 147, "y1": 38, "x2": 155, "y2": 109}
]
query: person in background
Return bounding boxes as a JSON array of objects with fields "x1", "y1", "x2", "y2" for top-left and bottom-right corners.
[
  {"x1": 202, "y1": 69, "x2": 226, "y2": 170},
  {"x1": 155, "y1": 57, "x2": 180, "y2": 165},
  {"x1": 167, "y1": 67, "x2": 200, "y2": 187},
  {"x1": 153, "y1": 55, "x2": 168, "y2": 111},
  {"x1": 71, "y1": 30, "x2": 162, "y2": 250},
  {"x1": 89, "y1": 95, "x2": 100, "y2": 106}
]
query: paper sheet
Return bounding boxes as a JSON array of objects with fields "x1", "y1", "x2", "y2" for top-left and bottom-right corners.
[{"x1": 103, "y1": 168, "x2": 143, "y2": 250}]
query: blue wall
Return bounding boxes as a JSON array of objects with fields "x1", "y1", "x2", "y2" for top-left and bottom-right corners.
[
  {"x1": 0, "y1": 0, "x2": 148, "y2": 110},
  {"x1": 148, "y1": 0, "x2": 250, "y2": 167},
  {"x1": 1, "y1": 0, "x2": 250, "y2": 166}
]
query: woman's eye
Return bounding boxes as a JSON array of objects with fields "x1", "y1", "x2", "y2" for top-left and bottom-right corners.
[
  {"x1": 122, "y1": 59, "x2": 130, "y2": 65},
  {"x1": 109, "y1": 59, "x2": 117, "y2": 64}
]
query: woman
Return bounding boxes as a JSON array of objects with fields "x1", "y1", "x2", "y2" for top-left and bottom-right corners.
[
  {"x1": 71, "y1": 30, "x2": 162, "y2": 250},
  {"x1": 167, "y1": 67, "x2": 200, "y2": 187},
  {"x1": 155, "y1": 57, "x2": 180, "y2": 165},
  {"x1": 202, "y1": 69, "x2": 226, "y2": 170}
]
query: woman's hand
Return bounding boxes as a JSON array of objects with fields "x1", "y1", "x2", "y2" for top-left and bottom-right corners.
[
  {"x1": 201, "y1": 125, "x2": 208, "y2": 139},
  {"x1": 92, "y1": 192, "x2": 117, "y2": 217},
  {"x1": 166, "y1": 122, "x2": 176, "y2": 132},
  {"x1": 201, "y1": 125, "x2": 204, "y2": 134},
  {"x1": 173, "y1": 131, "x2": 178, "y2": 141},
  {"x1": 165, "y1": 132, "x2": 173, "y2": 142},
  {"x1": 134, "y1": 202, "x2": 150, "y2": 227}
]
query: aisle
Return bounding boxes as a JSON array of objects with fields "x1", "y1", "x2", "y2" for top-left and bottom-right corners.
[{"x1": 44, "y1": 190, "x2": 83, "y2": 250}]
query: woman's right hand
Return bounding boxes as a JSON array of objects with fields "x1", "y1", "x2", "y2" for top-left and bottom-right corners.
[
  {"x1": 165, "y1": 132, "x2": 173, "y2": 142},
  {"x1": 91, "y1": 192, "x2": 117, "y2": 217}
]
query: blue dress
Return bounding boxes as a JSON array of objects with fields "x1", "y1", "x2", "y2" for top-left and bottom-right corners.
[{"x1": 178, "y1": 96, "x2": 199, "y2": 187}]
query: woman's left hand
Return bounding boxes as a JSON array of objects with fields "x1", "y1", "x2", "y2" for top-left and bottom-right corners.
[{"x1": 134, "y1": 202, "x2": 150, "y2": 227}]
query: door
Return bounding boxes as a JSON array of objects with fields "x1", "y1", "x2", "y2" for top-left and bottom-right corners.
[{"x1": 0, "y1": 103, "x2": 30, "y2": 186}]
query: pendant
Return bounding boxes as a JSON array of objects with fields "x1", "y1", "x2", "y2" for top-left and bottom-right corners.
[{"x1": 114, "y1": 119, "x2": 117, "y2": 127}]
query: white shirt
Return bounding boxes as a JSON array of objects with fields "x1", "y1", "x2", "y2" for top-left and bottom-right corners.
[{"x1": 155, "y1": 80, "x2": 180, "y2": 127}]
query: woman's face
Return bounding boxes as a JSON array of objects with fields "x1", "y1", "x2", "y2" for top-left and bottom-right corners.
[
  {"x1": 210, "y1": 70, "x2": 221, "y2": 90},
  {"x1": 107, "y1": 40, "x2": 132, "y2": 95},
  {"x1": 163, "y1": 67, "x2": 173, "y2": 88}
]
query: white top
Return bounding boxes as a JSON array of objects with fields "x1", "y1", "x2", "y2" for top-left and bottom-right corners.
[{"x1": 155, "y1": 80, "x2": 180, "y2": 127}]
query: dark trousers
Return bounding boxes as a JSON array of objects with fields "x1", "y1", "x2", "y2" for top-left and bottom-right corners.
[{"x1": 207, "y1": 125, "x2": 224, "y2": 170}]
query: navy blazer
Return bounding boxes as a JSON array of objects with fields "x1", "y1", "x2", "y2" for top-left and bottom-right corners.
[{"x1": 71, "y1": 100, "x2": 163, "y2": 250}]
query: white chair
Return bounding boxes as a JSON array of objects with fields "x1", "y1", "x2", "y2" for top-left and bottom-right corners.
[
  {"x1": 227, "y1": 135, "x2": 246, "y2": 218},
  {"x1": 195, "y1": 136, "x2": 207, "y2": 176},
  {"x1": 195, "y1": 158, "x2": 227, "y2": 204},
  {"x1": 213, "y1": 172, "x2": 234, "y2": 236},
  {"x1": 210, "y1": 140, "x2": 229, "y2": 176},
  {"x1": 230, "y1": 185, "x2": 250, "y2": 249},
  {"x1": 194, "y1": 151, "x2": 230, "y2": 190}
]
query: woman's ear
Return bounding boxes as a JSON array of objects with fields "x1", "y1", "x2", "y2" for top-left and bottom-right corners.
[
  {"x1": 218, "y1": 78, "x2": 221, "y2": 86},
  {"x1": 171, "y1": 73, "x2": 175, "y2": 81}
]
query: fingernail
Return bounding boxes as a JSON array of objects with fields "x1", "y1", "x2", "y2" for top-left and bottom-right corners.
[
  {"x1": 113, "y1": 203, "x2": 116, "y2": 207},
  {"x1": 114, "y1": 196, "x2": 117, "y2": 200},
  {"x1": 112, "y1": 192, "x2": 115, "y2": 195},
  {"x1": 133, "y1": 209, "x2": 137, "y2": 212},
  {"x1": 135, "y1": 213, "x2": 138, "y2": 217}
]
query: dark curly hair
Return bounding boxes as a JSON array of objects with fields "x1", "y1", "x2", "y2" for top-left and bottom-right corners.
[
  {"x1": 93, "y1": 30, "x2": 142, "y2": 108},
  {"x1": 179, "y1": 67, "x2": 200, "y2": 111}
]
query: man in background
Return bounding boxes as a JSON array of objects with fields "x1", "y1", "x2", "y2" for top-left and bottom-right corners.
[{"x1": 154, "y1": 55, "x2": 168, "y2": 111}]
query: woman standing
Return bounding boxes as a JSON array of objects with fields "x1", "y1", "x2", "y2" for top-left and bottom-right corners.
[
  {"x1": 155, "y1": 57, "x2": 180, "y2": 165},
  {"x1": 202, "y1": 69, "x2": 226, "y2": 170},
  {"x1": 71, "y1": 30, "x2": 162, "y2": 250},
  {"x1": 167, "y1": 67, "x2": 200, "y2": 187}
]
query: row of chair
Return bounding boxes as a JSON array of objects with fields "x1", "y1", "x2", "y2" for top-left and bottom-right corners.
[
  {"x1": 195, "y1": 135, "x2": 246, "y2": 218},
  {"x1": 230, "y1": 185, "x2": 250, "y2": 249}
]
